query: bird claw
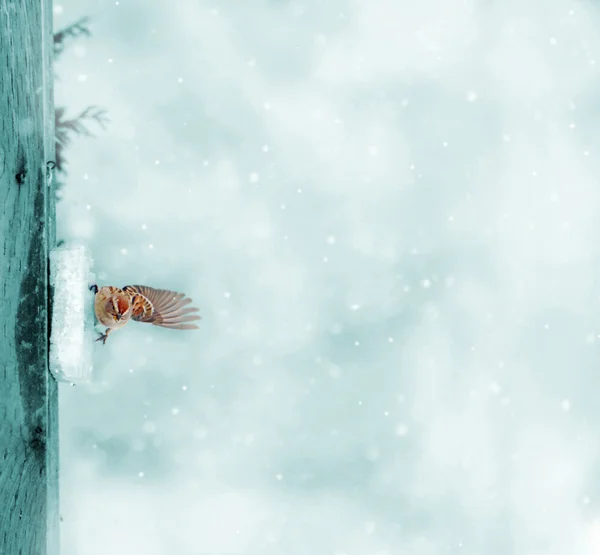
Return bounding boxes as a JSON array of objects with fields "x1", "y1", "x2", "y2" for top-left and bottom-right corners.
[
  {"x1": 89, "y1": 284, "x2": 99, "y2": 294},
  {"x1": 95, "y1": 333, "x2": 108, "y2": 345}
]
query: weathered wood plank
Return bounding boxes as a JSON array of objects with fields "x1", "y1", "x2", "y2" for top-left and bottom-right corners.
[{"x1": 0, "y1": 0, "x2": 58, "y2": 554}]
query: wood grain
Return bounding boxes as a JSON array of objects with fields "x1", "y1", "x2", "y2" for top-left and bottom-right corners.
[{"x1": 0, "y1": 0, "x2": 59, "y2": 553}]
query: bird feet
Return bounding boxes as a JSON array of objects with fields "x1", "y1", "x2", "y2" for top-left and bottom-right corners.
[
  {"x1": 95, "y1": 332, "x2": 109, "y2": 345},
  {"x1": 89, "y1": 284, "x2": 99, "y2": 294}
]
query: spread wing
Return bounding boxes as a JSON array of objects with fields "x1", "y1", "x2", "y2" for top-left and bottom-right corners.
[{"x1": 122, "y1": 285, "x2": 201, "y2": 329}]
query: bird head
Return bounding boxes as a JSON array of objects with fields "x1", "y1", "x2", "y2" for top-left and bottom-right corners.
[{"x1": 106, "y1": 294, "x2": 131, "y2": 322}]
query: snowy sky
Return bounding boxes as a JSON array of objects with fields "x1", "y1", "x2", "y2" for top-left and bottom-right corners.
[{"x1": 54, "y1": 1, "x2": 600, "y2": 554}]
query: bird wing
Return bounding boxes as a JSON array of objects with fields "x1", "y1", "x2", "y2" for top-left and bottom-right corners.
[{"x1": 122, "y1": 285, "x2": 201, "y2": 329}]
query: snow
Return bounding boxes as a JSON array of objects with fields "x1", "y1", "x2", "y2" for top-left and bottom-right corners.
[
  {"x1": 49, "y1": 245, "x2": 95, "y2": 384},
  {"x1": 53, "y1": 0, "x2": 600, "y2": 553}
]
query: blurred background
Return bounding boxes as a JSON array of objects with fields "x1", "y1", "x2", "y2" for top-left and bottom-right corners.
[{"x1": 53, "y1": 0, "x2": 600, "y2": 553}]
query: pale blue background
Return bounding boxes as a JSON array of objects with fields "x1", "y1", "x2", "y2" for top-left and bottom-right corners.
[{"x1": 54, "y1": 1, "x2": 600, "y2": 554}]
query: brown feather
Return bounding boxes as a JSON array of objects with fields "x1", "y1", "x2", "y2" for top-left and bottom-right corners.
[{"x1": 123, "y1": 285, "x2": 201, "y2": 329}]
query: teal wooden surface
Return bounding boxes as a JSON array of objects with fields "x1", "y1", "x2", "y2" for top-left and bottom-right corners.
[{"x1": 0, "y1": 0, "x2": 58, "y2": 554}]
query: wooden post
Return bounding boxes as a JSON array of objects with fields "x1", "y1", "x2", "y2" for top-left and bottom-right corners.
[{"x1": 0, "y1": 0, "x2": 59, "y2": 554}]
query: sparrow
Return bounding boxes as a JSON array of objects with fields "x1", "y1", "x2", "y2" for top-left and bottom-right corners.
[{"x1": 90, "y1": 284, "x2": 201, "y2": 344}]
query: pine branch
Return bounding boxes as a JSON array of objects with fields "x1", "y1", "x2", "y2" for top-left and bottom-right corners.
[
  {"x1": 55, "y1": 106, "x2": 110, "y2": 174},
  {"x1": 52, "y1": 16, "x2": 110, "y2": 203},
  {"x1": 54, "y1": 18, "x2": 92, "y2": 59}
]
